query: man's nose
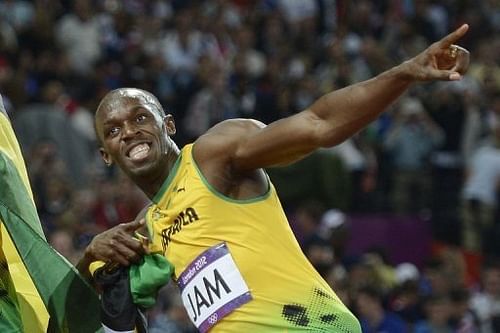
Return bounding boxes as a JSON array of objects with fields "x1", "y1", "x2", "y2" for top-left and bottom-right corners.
[{"x1": 121, "y1": 121, "x2": 140, "y2": 139}]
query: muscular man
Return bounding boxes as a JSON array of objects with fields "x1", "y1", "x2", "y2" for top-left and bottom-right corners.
[{"x1": 81, "y1": 25, "x2": 470, "y2": 332}]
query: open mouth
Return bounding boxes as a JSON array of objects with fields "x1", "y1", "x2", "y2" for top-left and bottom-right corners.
[{"x1": 126, "y1": 142, "x2": 151, "y2": 161}]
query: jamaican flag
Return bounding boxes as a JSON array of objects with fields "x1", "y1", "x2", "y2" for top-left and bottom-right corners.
[{"x1": 0, "y1": 94, "x2": 103, "y2": 333}]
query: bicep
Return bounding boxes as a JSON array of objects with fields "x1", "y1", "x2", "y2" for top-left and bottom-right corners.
[{"x1": 198, "y1": 112, "x2": 331, "y2": 172}]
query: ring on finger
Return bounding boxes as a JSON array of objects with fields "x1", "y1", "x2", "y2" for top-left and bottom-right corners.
[{"x1": 448, "y1": 45, "x2": 458, "y2": 58}]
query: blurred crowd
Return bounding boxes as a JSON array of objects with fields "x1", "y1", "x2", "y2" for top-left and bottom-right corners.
[{"x1": 1, "y1": 0, "x2": 500, "y2": 332}]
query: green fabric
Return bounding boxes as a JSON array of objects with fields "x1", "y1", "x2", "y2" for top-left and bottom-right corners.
[
  {"x1": 0, "y1": 262, "x2": 23, "y2": 333},
  {"x1": 0, "y1": 152, "x2": 103, "y2": 333},
  {"x1": 129, "y1": 253, "x2": 173, "y2": 308}
]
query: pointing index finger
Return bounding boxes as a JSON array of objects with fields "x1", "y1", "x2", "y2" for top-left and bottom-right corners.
[
  {"x1": 122, "y1": 218, "x2": 146, "y2": 232},
  {"x1": 438, "y1": 24, "x2": 469, "y2": 48}
]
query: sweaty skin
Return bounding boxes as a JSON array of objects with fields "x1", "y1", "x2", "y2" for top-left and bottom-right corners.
[{"x1": 95, "y1": 88, "x2": 180, "y2": 199}]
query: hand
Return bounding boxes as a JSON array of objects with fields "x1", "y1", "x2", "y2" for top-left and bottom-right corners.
[
  {"x1": 401, "y1": 24, "x2": 470, "y2": 81},
  {"x1": 85, "y1": 219, "x2": 149, "y2": 266}
]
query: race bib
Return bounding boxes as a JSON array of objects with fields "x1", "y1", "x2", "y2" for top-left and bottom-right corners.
[{"x1": 178, "y1": 243, "x2": 252, "y2": 332}]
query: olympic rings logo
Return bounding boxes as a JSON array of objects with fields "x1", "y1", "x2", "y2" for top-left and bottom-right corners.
[{"x1": 208, "y1": 313, "x2": 218, "y2": 324}]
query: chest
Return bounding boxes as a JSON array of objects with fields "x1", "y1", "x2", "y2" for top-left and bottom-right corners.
[{"x1": 148, "y1": 182, "x2": 205, "y2": 256}]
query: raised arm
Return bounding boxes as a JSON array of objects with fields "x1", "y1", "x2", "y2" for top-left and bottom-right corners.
[{"x1": 200, "y1": 24, "x2": 470, "y2": 172}]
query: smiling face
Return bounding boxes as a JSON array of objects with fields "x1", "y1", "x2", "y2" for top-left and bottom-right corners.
[{"x1": 95, "y1": 88, "x2": 178, "y2": 186}]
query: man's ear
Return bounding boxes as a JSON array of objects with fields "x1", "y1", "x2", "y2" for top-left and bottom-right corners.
[
  {"x1": 164, "y1": 114, "x2": 176, "y2": 136},
  {"x1": 99, "y1": 147, "x2": 113, "y2": 166}
]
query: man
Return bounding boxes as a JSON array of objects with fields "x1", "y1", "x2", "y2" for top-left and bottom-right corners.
[
  {"x1": 356, "y1": 285, "x2": 407, "y2": 333},
  {"x1": 81, "y1": 25, "x2": 470, "y2": 332}
]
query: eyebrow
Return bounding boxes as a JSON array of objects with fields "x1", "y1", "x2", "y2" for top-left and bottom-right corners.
[{"x1": 102, "y1": 105, "x2": 158, "y2": 126}]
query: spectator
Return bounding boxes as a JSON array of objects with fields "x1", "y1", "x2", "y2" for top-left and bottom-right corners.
[
  {"x1": 234, "y1": 25, "x2": 266, "y2": 79},
  {"x1": 160, "y1": 8, "x2": 207, "y2": 74},
  {"x1": 389, "y1": 280, "x2": 424, "y2": 326},
  {"x1": 318, "y1": 209, "x2": 351, "y2": 261},
  {"x1": 149, "y1": 284, "x2": 197, "y2": 333},
  {"x1": 49, "y1": 229, "x2": 80, "y2": 265},
  {"x1": 12, "y1": 84, "x2": 94, "y2": 188},
  {"x1": 356, "y1": 285, "x2": 407, "y2": 333},
  {"x1": 414, "y1": 293, "x2": 453, "y2": 333},
  {"x1": 92, "y1": 176, "x2": 142, "y2": 230},
  {"x1": 470, "y1": 259, "x2": 500, "y2": 333},
  {"x1": 183, "y1": 64, "x2": 237, "y2": 139},
  {"x1": 55, "y1": 0, "x2": 102, "y2": 74},
  {"x1": 461, "y1": 119, "x2": 500, "y2": 254},
  {"x1": 420, "y1": 258, "x2": 455, "y2": 297},
  {"x1": 449, "y1": 288, "x2": 479, "y2": 333},
  {"x1": 0, "y1": 0, "x2": 35, "y2": 33},
  {"x1": 288, "y1": 200, "x2": 324, "y2": 247},
  {"x1": 303, "y1": 235, "x2": 335, "y2": 278},
  {"x1": 383, "y1": 97, "x2": 444, "y2": 214}
]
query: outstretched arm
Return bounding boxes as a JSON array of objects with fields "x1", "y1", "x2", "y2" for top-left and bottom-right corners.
[
  {"x1": 307, "y1": 24, "x2": 468, "y2": 144},
  {"x1": 206, "y1": 24, "x2": 470, "y2": 172}
]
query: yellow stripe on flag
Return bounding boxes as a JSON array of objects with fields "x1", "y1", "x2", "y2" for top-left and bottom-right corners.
[{"x1": 2, "y1": 227, "x2": 48, "y2": 332}]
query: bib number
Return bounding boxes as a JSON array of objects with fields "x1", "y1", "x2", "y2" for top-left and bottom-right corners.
[{"x1": 178, "y1": 243, "x2": 252, "y2": 332}]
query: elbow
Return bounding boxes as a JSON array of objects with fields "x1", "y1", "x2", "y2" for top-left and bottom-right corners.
[
  {"x1": 304, "y1": 109, "x2": 359, "y2": 148},
  {"x1": 305, "y1": 113, "x2": 340, "y2": 148}
]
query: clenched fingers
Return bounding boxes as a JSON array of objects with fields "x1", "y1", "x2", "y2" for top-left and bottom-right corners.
[
  {"x1": 450, "y1": 45, "x2": 470, "y2": 75},
  {"x1": 86, "y1": 221, "x2": 148, "y2": 266}
]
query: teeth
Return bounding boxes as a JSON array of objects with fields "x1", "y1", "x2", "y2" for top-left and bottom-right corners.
[{"x1": 129, "y1": 143, "x2": 150, "y2": 160}]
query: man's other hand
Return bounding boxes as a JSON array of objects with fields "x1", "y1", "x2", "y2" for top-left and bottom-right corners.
[{"x1": 85, "y1": 219, "x2": 149, "y2": 266}]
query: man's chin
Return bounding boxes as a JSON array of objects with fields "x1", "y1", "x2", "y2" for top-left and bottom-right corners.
[{"x1": 123, "y1": 161, "x2": 155, "y2": 178}]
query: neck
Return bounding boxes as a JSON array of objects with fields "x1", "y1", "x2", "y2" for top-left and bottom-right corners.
[{"x1": 138, "y1": 145, "x2": 180, "y2": 200}]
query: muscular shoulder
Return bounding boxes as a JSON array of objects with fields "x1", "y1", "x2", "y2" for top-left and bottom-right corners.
[
  {"x1": 193, "y1": 118, "x2": 266, "y2": 165},
  {"x1": 205, "y1": 118, "x2": 266, "y2": 138},
  {"x1": 190, "y1": 119, "x2": 268, "y2": 196}
]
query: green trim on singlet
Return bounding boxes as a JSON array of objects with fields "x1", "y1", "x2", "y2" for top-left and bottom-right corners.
[
  {"x1": 152, "y1": 154, "x2": 182, "y2": 204},
  {"x1": 190, "y1": 144, "x2": 271, "y2": 204}
]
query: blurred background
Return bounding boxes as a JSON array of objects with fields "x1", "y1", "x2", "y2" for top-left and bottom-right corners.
[{"x1": 1, "y1": 0, "x2": 499, "y2": 332}]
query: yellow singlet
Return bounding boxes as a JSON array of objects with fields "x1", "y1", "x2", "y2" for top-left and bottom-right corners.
[{"x1": 146, "y1": 144, "x2": 361, "y2": 333}]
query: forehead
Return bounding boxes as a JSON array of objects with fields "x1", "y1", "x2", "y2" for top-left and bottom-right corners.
[{"x1": 97, "y1": 90, "x2": 162, "y2": 121}]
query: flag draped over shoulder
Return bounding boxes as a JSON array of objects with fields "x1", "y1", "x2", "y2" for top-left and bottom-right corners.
[{"x1": 0, "y1": 96, "x2": 103, "y2": 333}]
